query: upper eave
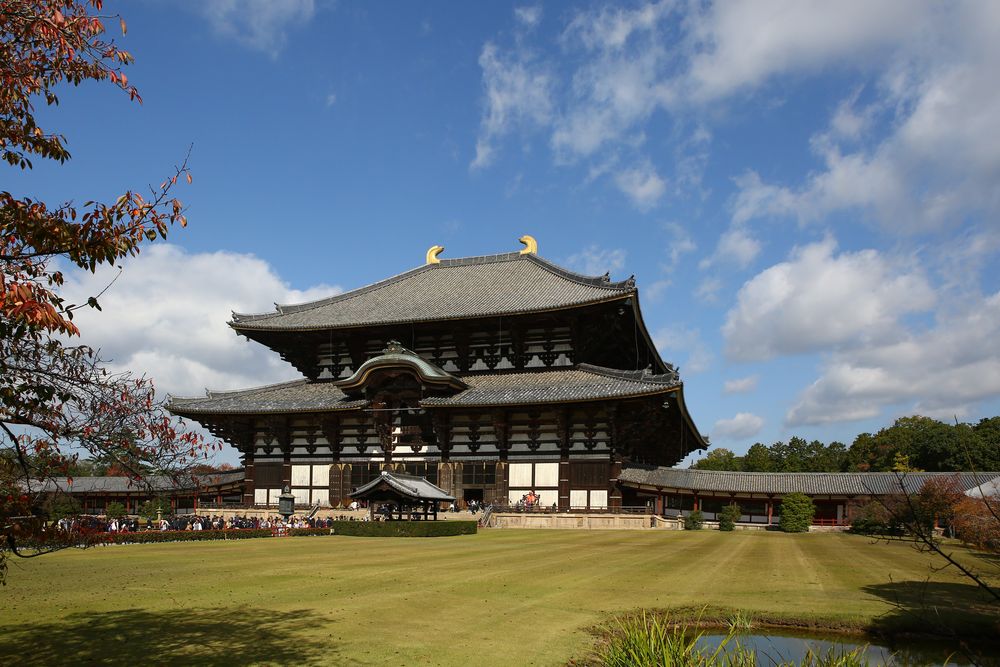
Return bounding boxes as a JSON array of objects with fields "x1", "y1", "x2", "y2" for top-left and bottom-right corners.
[
  {"x1": 167, "y1": 379, "x2": 368, "y2": 416},
  {"x1": 165, "y1": 365, "x2": 682, "y2": 416},
  {"x1": 419, "y1": 364, "x2": 681, "y2": 407},
  {"x1": 229, "y1": 252, "x2": 636, "y2": 332}
]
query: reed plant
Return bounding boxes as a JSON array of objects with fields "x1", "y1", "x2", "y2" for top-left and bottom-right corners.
[{"x1": 598, "y1": 611, "x2": 874, "y2": 667}]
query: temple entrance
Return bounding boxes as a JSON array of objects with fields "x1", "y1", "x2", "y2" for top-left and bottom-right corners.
[{"x1": 463, "y1": 488, "x2": 484, "y2": 505}]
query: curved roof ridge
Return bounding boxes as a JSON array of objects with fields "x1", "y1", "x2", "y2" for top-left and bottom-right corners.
[
  {"x1": 230, "y1": 252, "x2": 635, "y2": 324},
  {"x1": 170, "y1": 377, "x2": 310, "y2": 402},
  {"x1": 576, "y1": 362, "x2": 679, "y2": 385},
  {"x1": 231, "y1": 263, "x2": 434, "y2": 322},
  {"x1": 524, "y1": 254, "x2": 636, "y2": 290}
]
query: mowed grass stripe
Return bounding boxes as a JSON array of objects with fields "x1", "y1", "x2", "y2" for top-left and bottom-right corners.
[{"x1": 1, "y1": 530, "x2": 996, "y2": 666}]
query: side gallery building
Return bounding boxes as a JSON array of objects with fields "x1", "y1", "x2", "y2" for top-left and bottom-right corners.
[{"x1": 169, "y1": 238, "x2": 707, "y2": 511}]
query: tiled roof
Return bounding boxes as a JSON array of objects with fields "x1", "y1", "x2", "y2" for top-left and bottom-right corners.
[
  {"x1": 619, "y1": 466, "x2": 1000, "y2": 496},
  {"x1": 167, "y1": 379, "x2": 368, "y2": 415},
  {"x1": 351, "y1": 471, "x2": 454, "y2": 502},
  {"x1": 167, "y1": 365, "x2": 679, "y2": 415},
  {"x1": 421, "y1": 364, "x2": 680, "y2": 407},
  {"x1": 230, "y1": 253, "x2": 635, "y2": 331},
  {"x1": 31, "y1": 471, "x2": 246, "y2": 494}
]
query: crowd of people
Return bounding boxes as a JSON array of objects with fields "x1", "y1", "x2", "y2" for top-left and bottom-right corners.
[{"x1": 56, "y1": 513, "x2": 371, "y2": 534}]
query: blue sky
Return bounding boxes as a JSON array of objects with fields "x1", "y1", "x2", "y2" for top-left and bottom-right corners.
[{"x1": 14, "y1": 1, "x2": 1000, "y2": 465}]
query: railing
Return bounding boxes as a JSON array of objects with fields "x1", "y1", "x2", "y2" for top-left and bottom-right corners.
[
  {"x1": 811, "y1": 517, "x2": 850, "y2": 526},
  {"x1": 491, "y1": 505, "x2": 651, "y2": 515},
  {"x1": 478, "y1": 505, "x2": 494, "y2": 527}
]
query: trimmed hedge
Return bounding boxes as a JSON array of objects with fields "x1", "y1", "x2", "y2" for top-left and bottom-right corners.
[
  {"x1": 288, "y1": 528, "x2": 333, "y2": 537},
  {"x1": 104, "y1": 529, "x2": 273, "y2": 544},
  {"x1": 329, "y1": 520, "x2": 477, "y2": 537}
]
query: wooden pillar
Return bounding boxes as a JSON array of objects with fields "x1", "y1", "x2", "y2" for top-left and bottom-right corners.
[
  {"x1": 558, "y1": 460, "x2": 571, "y2": 512},
  {"x1": 654, "y1": 495, "x2": 664, "y2": 516},
  {"x1": 557, "y1": 408, "x2": 570, "y2": 512},
  {"x1": 766, "y1": 499, "x2": 773, "y2": 525},
  {"x1": 495, "y1": 461, "x2": 508, "y2": 506},
  {"x1": 692, "y1": 493, "x2": 699, "y2": 512},
  {"x1": 608, "y1": 453, "x2": 623, "y2": 510},
  {"x1": 242, "y1": 441, "x2": 256, "y2": 506},
  {"x1": 282, "y1": 450, "x2": 292, "y2": 490},
  {"x1": 608, "y1": 404, "x2": 623, "y2": 510}
]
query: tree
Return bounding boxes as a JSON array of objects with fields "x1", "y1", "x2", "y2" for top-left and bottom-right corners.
[
  {"x1": 104, "y1": 501, "x2": 125, "y2": 520},
  {"x1": 137, "y1": 497, "x2": 166, "y2": 522},
  {"x1": 742, "y1": 443, "x2": 772, "y2": 472},
  {"x1": 691, "y1": 448, "x2": 740, "y2": 471},
  {"x1": 778, "y1": 493, "x2": 814, "y2": 533},
  {"x1": 1, "y1": 1, "x2": 214, "y2": 582}
]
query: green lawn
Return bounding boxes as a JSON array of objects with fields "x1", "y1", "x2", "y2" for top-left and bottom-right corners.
[{"x1": 1, "y1": 530, "x2": 997, "y2": 666}]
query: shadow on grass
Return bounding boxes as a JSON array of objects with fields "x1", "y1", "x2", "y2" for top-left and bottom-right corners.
[
  {"x1": 862, "y1": 580, "x2": 1000, "y2": 641},
  {"x1": 0, "y1": 606, "x2": 336, "y2": 666}
]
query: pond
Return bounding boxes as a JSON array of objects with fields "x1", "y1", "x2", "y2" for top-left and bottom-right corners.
[{"x1": 695, "y1": 630, "x2": 993, "y2": 666}]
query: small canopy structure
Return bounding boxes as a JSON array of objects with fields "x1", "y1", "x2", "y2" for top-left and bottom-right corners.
[
  {"x1": 350, "y1": 471, "x2": 455, "y2": 521},
  {"x1": 966, "y1": 476, "x2": 1000, "y2": 499}
]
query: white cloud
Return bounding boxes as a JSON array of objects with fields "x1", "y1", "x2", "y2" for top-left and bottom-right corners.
[
  {"x1": 325, "y1": 91, "x2": 337, "y2": 107},
  {"x1": 787, "y1": 291, "x2": 1000, "y2": 425},
  {"x1": 723, "y1": 376, "x2": 758, "y2": 394},
  {"x1": 683, "y1": 0, "x2": 923, "y2": 102},
  {"x1": 471, "y1": 2, "x2": 1000, "y2": 235},
  {"x1": 661, "y1": 222, "x2": 696, "y2": 272},
  {"x1": 654, "y1": 325, "x2": 712, "y2": 375},
  {"x1": 61, "y1": 244, "x2": 340, "y2": 398},
  {"x1": 199, "y1": 0, "x2": 316, "y2": 57},
  {"x1": 643, "y1": 279, "x2": 671, "y2": 303},
  {"x1": 721, "y1": 3, "x2": 1000, "y2": 233},
  {"x1": 723, "y1": 238, "x2": 935, "y2": 362},
  {"x1": 613, "y1": 161, "x2": 666, "y2": 210},
  {"x1": 711, "y1": 412, "x2": 764, "y2": 440},
  {"x1": 699, "y1": 226, "x2": 761, "y2": 270},
  {"x1": 694, "y1": 277, "x2": 722, "y2": 303},
  {"x1": 514, "y1": 6, "x2": 542, "y2": 28},
  {"x1": 565, "y1": 245, "x2": 626, "y2": 277},
  {"x1": 471, "y1": 41, "x2": 553, "y2": 169}
]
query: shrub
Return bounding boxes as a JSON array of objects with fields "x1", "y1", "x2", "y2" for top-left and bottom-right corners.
[
  {"x1": 105, "y1": 501, "x2": 127, "y2": 519},
  {"x1": 718, "y1": 504, "x2": 741, "y2": 532},
  {"x1": 287, "y1": 528, "x2": 333, "y2": 537},
  {"x1": 848, "y1": 500, "x2": 902, "y2": 536},
  {"x1": 44, "y1": 494, "x2": 81, "y2": 520},
  {"x1": 684, "y1": 510, "x2": 703, "y2": 530},
  {"x1": 137, "y1": 498, "x2": 168, "y2": 522},
  {"x1": 104, "y1": 529, "x2": 274, "y2": 544},
  {"x1": 329, "y1": 520, "x2": 477, "y2": 537},
  {"x1": 779, "y1": 493, "x2": 815, "y2": 533}
]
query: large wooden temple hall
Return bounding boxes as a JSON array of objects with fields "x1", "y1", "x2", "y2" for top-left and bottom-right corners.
[{"x1": 168, "y1": 237, "x2": 707, "y2": 511}]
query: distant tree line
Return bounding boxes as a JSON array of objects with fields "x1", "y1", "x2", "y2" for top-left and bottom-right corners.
[{"x1": 692, "y1": 415, "x2": 1000, "y2": 473}]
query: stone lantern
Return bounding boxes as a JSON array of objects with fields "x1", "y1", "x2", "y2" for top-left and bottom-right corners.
[{"x1": 277, "y1": 485, "x2": 296, "y2": 520}]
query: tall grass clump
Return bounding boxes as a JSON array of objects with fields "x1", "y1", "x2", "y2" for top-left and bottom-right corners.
[
  {"x1": 598, "y1": 611, "x2": 877, "y2": 667},
  {"x1": 599, "y1": 612, "x2": 751, "y2": 667},
  {"x1": 799, "y1": 646, "x2": 871, "y2": 666}
]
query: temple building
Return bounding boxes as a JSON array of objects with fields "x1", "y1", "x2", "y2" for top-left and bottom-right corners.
[{"x1": 168, "y1": 237, "x2": 707, "y2": 511}]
